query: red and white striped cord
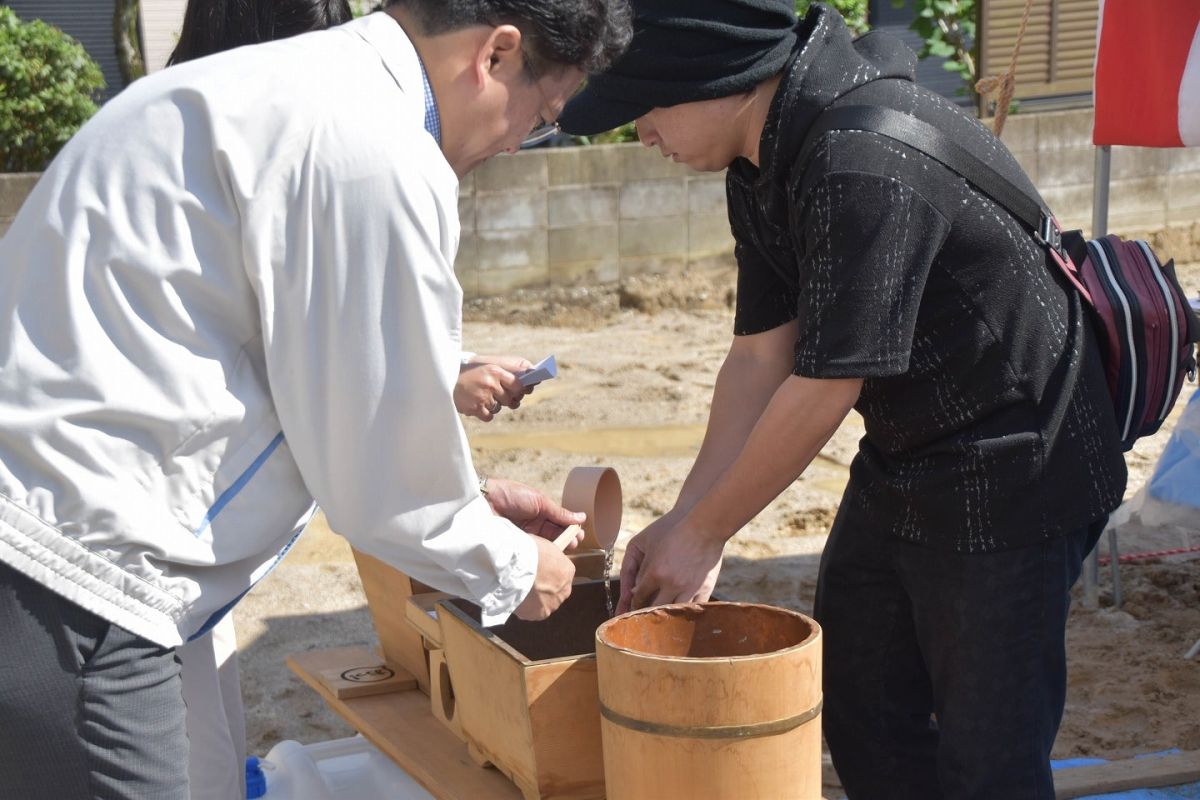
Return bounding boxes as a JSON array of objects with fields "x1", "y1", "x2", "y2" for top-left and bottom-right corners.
[{"x1": 1098, "y1": 544, "x2": 1200, "y2": 566}]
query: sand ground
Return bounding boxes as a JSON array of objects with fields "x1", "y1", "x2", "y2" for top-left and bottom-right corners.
[{"x1": 233, "y1": 263, "x2": 1200, "y2": 792}]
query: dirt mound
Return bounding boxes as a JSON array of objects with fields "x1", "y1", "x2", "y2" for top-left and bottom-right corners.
[{"x1": 465, "y1": 267, "x2": 737, "y2": 327}]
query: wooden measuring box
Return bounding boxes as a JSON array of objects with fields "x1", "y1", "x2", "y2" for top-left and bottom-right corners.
[
  {"x1": 351, "y1": 546, "x2": 616, "y2": 800},
  {"x1": 434, "y1": 580, "x2": 615, "y2": 800}
]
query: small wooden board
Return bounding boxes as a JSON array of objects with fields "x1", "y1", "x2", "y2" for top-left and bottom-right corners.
[
  {"x1": 316, "y1": 659, "x2": 417, "y2": 700},
  {"x1": 1054, "y1": 750, "x2": 1200, "y2": 799},
  {"x1": 287, "y1": 646, "x2": 523, "y2": 800}
]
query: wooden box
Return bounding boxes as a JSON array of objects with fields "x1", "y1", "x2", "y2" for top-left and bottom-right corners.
[
  {"x1": 352, "y1": 548, "x2": 438, "y2": 693},
  {"x1": 436, "y1": 580, "x2": 617, "y2": 800}
]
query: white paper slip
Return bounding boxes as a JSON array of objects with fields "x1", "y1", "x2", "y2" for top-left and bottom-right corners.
[{"x1": 517, "y1": 355, "x2": 557, "y2": 386}]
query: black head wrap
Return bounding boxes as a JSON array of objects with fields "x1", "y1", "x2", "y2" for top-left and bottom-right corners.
[{"x1": 559, "y1": 0, "x2": 799, "y2": 136}]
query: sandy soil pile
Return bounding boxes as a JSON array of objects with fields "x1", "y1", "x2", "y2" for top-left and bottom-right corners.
[{"x1": 233, "y1": 262, "x2": 1200, "y2": 789}]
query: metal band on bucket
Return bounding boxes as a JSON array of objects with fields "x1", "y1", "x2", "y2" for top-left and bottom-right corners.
[{"x1": 599, "y1": 698, "x2": 823, "y2": 741}]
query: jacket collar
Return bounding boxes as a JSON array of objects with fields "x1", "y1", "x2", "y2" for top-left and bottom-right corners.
[
  {"x1": 344, "y1": 12, "x2": 431, "y2": 133},
  {"x1": 751, "y1": 6, "x2": 828, "y2": 194},
  {"x1": 730, "y1": 4, "x2": 917, "y2": 212}
]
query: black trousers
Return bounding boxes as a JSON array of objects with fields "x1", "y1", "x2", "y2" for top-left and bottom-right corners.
[
  {"x1": 814, "y1": 506, "x2": 1105, "y2": 800},
  {"x1": 0, "y1": 560, "x2": 189, "y2": 799}
]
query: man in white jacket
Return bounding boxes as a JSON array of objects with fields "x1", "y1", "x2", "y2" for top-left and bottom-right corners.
[{"x1": 0, "y1": 1, "x2": 632, "y2": 796}]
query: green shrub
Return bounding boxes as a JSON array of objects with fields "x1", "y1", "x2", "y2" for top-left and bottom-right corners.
[
  {"x1": 586, "y1": 123, "x2": 638, "y2": 145},
  {"x1": 893, "y1": 0, "x2": 976, "y2": 89},
  {"x1": 798, "y1": 0, "x2": 869, "y2": 34},
  {"x1": 0, "y1": 7, "x2": 105, "y2": 172}
]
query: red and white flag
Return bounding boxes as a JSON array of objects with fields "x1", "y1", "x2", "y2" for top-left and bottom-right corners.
[{"x1": 1094, "y1": 0, "x2": 1200, "y2": 147}]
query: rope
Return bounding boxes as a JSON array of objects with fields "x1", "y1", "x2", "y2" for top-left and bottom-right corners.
[
  {"x1": 1097, "y1": 544, "x2": 1200, "y2": 566},
  {"x1": 975, "y1": 0, "x2": 1035, "y2": 138}
]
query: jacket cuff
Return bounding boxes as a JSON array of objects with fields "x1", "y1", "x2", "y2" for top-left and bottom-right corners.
[{"x1": 476, "y1": 530, "x2": 538, "y2": 626}]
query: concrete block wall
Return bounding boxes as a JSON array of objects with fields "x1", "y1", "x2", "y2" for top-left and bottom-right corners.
[
  {"x1": 3, "y1": 110, "x2": 1197, "y2": 294},
  {"x1": 460, "y1": 110, "x2": 1199, "y2": 297},
  {"x1": 455, "y1": 143, "x2": 733, "y2": 298},
  {"x1": 0, "y1": 173, "x2": 39, "y2": 238}
]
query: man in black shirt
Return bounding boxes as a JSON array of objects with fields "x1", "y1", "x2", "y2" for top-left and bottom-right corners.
[{"x1": 560, "y1": 1, "x2": 1127, "y2": 797}]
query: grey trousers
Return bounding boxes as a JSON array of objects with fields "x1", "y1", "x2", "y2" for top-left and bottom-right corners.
[{"x1": 0, "y1": 560, "x2": 189, "y2": 799}]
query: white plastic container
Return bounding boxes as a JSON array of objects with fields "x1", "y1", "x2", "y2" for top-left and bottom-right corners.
[{"x1": 256, "y1": 735, "x2": 434, "y2": 800}]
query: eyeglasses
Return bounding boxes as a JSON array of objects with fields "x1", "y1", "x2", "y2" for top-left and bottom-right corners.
[
  {"x1": 519, "y1": 55, "x2": 561, "y2": 148},
  {"x1": 522, "y1": 120, "x2": 561, "y2": 148}
]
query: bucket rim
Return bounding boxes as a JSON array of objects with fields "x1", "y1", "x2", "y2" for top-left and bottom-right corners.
[{"x1": 594, "y1": 601, "x2": 821, "y2": 662}]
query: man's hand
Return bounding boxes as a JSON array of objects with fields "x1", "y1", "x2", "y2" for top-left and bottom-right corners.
[
  {"x1": 456, "y1": 355, "x2": 535, "y2": 421},
  {"x1": 483, "y1": 477, "x2": 585, "y2": 545},
  {"x1": 618, "y1": 512, "x2": 724, "y2": 614},
  {"x1": 514, "y1": 534, "x2": 576, "y2": 620}
]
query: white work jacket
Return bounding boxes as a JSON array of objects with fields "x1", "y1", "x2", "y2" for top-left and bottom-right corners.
[{"x1": 0, "y1": 13, "x2": 537, "y2": 648}]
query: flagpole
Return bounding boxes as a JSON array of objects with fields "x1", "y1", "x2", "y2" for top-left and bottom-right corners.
[
  {"x1": 1082, "y1": 144, "x2": 1116, "y2": 610},
  {"x1": 1092, "y1": 145, "x2": 1111, "y2": 238}
]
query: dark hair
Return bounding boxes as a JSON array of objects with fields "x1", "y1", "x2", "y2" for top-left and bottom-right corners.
[
  {"x1": 388, "y1": 0, "x2": 632, "y2": 75},
  {"x1": 168, "y1": 0, "x2": 354, "y2": 65}
]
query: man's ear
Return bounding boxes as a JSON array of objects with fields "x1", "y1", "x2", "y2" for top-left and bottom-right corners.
[{"x1": 473, "y1": 24, "x2": 524, "y2": 87}]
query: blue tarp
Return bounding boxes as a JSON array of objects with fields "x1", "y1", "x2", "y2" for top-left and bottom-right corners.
[{"x1": 1148, "y1": 388, "x2": 1200, "y2": 510}]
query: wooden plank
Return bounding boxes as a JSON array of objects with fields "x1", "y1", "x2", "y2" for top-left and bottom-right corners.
[
  {"x1": 1054, "y1": 751, "x2": 1200, "y2": 799},
  {"x1": 353, "y1": 548, "x2": 435, "y2": 693},
  {"x1": 406, "y1": 591, "x2": 453, "y2": 648},
  {"x1": 316, "y1": 659, "x2": 418, "y2": 700},
  {"x1": 287, "y1": 646, "x2": 523, "y2": 800}
]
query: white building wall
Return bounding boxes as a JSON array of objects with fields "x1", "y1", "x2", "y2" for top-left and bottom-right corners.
[{"x1": 140, "y1": 0, "x2": 187, "y2": 73}]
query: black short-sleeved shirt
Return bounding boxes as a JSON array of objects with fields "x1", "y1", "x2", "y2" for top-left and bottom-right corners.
[{"x1": 728, "y1": 6, "x2": 1126, "y2": 552}]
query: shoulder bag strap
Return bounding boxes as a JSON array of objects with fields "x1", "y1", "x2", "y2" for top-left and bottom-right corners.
[
  {"x1": 795, "y1": 104, "x2": 1092, "y2": 297},
  {"x1": 795, "y1": 105, "x2": 1068, "y2": 259}
]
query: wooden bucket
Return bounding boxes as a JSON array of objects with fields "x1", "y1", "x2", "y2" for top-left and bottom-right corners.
[{"x1": 595, "y1": 602, "x2": 822, "y2": 800}]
